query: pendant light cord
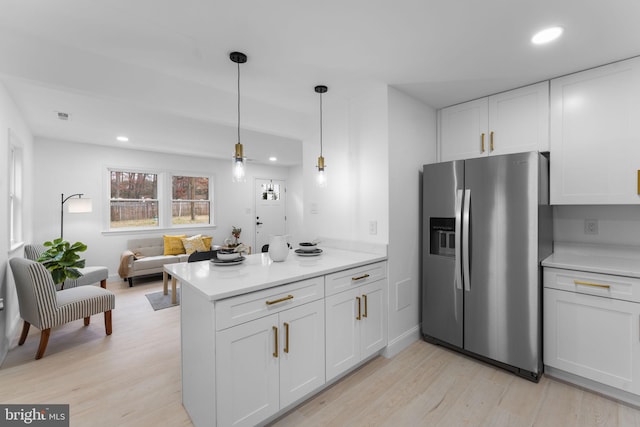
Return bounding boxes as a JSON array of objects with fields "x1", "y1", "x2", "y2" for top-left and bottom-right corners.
[
  {"x1": 319, "y1": 92, "x2": 323, "y2": 157},
  {"x1": 237, "y1": 61, "x2": 241, "y2": 144}
]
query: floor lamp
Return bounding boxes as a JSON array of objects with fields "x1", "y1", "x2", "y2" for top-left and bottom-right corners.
[{"x1": 61, "y1": 193, "x2": 92, "y2": 240}]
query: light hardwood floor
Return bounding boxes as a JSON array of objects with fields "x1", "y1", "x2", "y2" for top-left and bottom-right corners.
[{"x1": 2, "y1": 278, "x2": 640, "y2": 427}]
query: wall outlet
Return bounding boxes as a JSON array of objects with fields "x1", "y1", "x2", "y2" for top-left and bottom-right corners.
[
  {"x1": 369, "y1": 220, "x2": 377, "y2": 235},
  {"x1": 584, "y1": 219, "x2": 599, "y2": 235}
]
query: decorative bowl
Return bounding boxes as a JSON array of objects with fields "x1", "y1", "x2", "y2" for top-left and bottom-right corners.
[
  {"x1": 217, "y1": 250, "x2": 240, "y2": 261},
  {"x1": 298, "y1": 242, "x2": 318, "y2": 252}
]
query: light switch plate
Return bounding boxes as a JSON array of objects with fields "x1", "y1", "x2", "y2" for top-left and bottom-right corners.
[{"x1": 584, "y1": 219, "x2": 599, "y2": 235}]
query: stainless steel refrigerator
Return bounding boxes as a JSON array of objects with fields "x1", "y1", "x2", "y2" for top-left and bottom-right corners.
[{"x1": 421, "y1": 151, "x2": 552, "y2": 381}]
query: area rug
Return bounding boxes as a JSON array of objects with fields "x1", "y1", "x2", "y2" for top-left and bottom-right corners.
[{"x1": 145, "y1": 290, "x2": 180, "y2": 311}]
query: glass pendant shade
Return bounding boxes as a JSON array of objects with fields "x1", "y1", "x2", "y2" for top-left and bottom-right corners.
[
  {"x1": 316, "y1": 155, "x2": 327, "y2": 187},
  {"x1": 232, "y1": 142, "x2": 246, "y2": 183}
]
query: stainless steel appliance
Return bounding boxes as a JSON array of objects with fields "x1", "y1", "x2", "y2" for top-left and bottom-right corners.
[{"x1": 421, "y1": 151, "x2": 552, "y2": 381}]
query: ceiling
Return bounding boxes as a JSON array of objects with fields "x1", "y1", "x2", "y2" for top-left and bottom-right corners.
[{"x1": 1, "y1": 0, "x2": 639, "y2": 166}]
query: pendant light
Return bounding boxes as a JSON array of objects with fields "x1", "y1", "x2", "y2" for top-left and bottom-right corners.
[
  {"x1": 230, "y1": 51, "x2": 247, "y2": 182},
  {"x1": 315, "y1": 85, "x2": 328, "y2": 187}
]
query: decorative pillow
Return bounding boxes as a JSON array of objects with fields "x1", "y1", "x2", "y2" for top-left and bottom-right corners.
[
  {"x1": 163, "y1": 235, "x2": 187, "y2": 255},
  {"x1": 181, "y1": 235, "x2": 207, "y2": 255},
  {"x1": 202, "y1": 235, "x2": 213, "y2": 250}
]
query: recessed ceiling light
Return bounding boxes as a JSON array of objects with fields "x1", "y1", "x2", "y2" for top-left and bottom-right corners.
[
  {"x1": 116, "y1": 136, "x2": 129, "y2": 142},
  {"x1": 269, "y1": 156, "x2": 277, "y2": 162},
  {"x1": 531, "y1": 26, "x2": 564, "y2": 45}
]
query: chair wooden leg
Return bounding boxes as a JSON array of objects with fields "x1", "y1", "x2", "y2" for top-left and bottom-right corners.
[
  {"x1": 128, "y1": 277, "x2": 133, "y2": 287},
  {"x1": 35, "y1": 329, "x2": 51, "y2": 360},
  {"x1": 100, "y1": 279, "x2": 107, "y2": 289},
  {"x1": 84, "y1": 317, "x2": 90, "y2": 326},
  {"x1": 18, "y1": 321, "x2": 30, "y2": 345},
  {"x1": 105, "y1": 310, "x2": 112, "y2": 335}
]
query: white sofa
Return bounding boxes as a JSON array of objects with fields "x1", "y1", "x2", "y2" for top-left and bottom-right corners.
[{"x1": 118, "y1": 237, "x2": 190, "y2": 287}]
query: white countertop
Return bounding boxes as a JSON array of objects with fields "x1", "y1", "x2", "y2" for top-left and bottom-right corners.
[
  {"x1": 542, "y1": 242, "x2": 640, "y2": 278},
  {"x1": 164, "y1": 247, "x2": 387, "y2": 301}
]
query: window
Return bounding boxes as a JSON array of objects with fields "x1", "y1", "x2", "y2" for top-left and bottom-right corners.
[
  {"x1": 108, "y1": 169, "x2": 214, "y2": 231},
  {"x1": 9, "y1": 132, "x2": 23, "y2": 247},
  {"x1": 110, "y1": 171, "x2": 159, "y2": 228},
  {"x1": 171, "y1": 175, "x2": 210, "y2": 225}
]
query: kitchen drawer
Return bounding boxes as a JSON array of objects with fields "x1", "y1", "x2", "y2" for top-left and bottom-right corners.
[
  {"x1": 325, "y1": 261, "x2": 387, "y2": 296},
  {"x1": 544, "y1": 268, "x2": 640, "y2": 303},
  {"x1": 215, "y1": 277, "x2": 325, "y2": 330}
]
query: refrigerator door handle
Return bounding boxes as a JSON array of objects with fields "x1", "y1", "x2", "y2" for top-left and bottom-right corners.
[
  {"x1": 462, "y1": 189, "x2": 471, "y2": 292},
  {"x1": 454, "y1": 189, "x2": 463, "y2": 291}
]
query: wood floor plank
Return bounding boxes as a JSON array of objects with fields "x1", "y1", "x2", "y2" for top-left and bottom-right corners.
[{"x1": 3, "y1": 277, "x2": 640, "y2": 427}]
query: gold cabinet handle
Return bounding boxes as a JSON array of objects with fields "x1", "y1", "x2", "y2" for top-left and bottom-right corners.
[
  {"x1": 284, "y1": 322, "x2": 290, "y2": 354},
  {"x1": 363, "y1": 294, "x2": 368, "y2": 318},
  {"x1": 352, "y1": 274, "x2": 370, "y2": 281},
  {"x1": 356, "y1": 296, "x2": 362, "y2": 320},
  {"x1": 481, "y1": 133, "x2": 485, "y2": 153},
  {"x1": 273, "y1": 326, "x2": 279, "y2": 358},
  {"x1": 574, "y1": 280, "x2": 610, "y2": 289},
  {"x1": 266, "y1": 295, "x2": 294, "y2": 305},
  {"x1": 490, "y1": 131, "x2": 494, "y2": 152}
]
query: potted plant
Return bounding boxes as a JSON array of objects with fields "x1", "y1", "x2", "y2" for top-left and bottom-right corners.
[
  {"x1": 37, "y1": 238, "x2": 87, "y2": 289},
  {"x1": 232, "y1": 226, "x2": 242, "y2": 246}
]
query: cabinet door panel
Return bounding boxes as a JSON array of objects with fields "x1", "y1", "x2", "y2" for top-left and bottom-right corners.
[
  {"x1": 544, "y1": 288, "x2": 640, "y2": 393},
  {"x1": 325, "y1": 289, "x2": 360, "y2": 381},
  {"x1": 550, "y1": 57, "x2": 640, "y2": 204},
  {"x1": 216, "y1": 314, "x2": 279, "y2": 427},
  {"x1": 489, "y1": 81, "x2": 549, "y2": 155},
  {"x1": 360, "y1": 280, "x2": 387, "y2": 359},
  {"x1": 439, "y1": 98, "x2": 488, "y2": 161},
  {"x1": 279, "y1": 300, "x2": 325, "y2": 408}
]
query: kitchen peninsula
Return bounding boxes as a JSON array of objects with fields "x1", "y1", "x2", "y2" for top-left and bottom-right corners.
[{"x1": 164, "y1": 243, "x2": 388, "y2": 427}]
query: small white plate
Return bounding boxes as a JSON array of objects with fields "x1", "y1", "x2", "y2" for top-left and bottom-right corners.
[
  {"x1": 211, "y1": 256, "x2": 246, "y2": 266},
  {"x1": 295, "y1": 249, "x2": 322, "y2": 257}
]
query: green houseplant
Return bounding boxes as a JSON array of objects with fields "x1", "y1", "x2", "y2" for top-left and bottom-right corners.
[{"x1": 37, "y1": 238, "x2": 87, "y2": 288}]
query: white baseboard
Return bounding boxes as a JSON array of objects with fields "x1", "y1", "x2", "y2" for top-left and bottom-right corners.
[{"x1": 382, "y1": 325, "x2": 421, "y2": 358}]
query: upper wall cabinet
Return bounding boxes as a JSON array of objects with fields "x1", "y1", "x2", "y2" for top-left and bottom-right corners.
[
  {"x1": 438, "y1": 82, "x2": 549, "y2": 162},
  {"x1": 550, "y1": 57, "x2": 640, "y2": 204}
]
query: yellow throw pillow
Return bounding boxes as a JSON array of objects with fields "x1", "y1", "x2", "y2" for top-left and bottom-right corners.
[
  {"x1": 181, "y1": 235, "x2": 207, "y2": 255},
  {"x1": 163, "y1": 235, "x2": 187, "y2": 255},
  {"x1": 202, "y1": 235, "x2": 213, "y2": 250}
]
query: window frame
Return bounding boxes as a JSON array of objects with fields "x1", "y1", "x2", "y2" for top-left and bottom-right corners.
[
  {"x1": 105, "y1": 167, "x2": 215, "y2": 233},
  {"x1": 8, "y1": 129, "x2": 24, "y2": 251}
]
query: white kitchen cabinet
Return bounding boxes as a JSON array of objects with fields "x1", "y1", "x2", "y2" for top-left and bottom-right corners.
[
  {"x1": 550, "y1": 56, "x2": 640, "y2": 204},
  {"x1": 216, "y1": 298, "x2": 324, "y2": 427},
  {"x1": 439, "y1": 82, "x2": 549, "y2": 162},
  {"x1": 326, "y1": 278, "x2": 387, "y2": 381},
  {"x1": 544, "y1": 268, "x2": 640, "y2": 395}
]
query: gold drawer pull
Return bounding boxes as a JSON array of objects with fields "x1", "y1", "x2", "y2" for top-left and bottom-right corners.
[
  {"x1": 356, "y1": 297, "x2": 362, "y2": 320},
  {"x1": 481, "y1": 133, "x2": 485, "y2": 153},
  {"x1": 284, "y1": 322, "x2": 290, "y2": 354},
  {"x1": 273, "y1": 326, "x2": 278, "y2": 358},
  {"x1": 363, "y1": 294, "x2": 368, "y2": 318},
  {"x1": 352, "y1": 274, "x2": 370, "y2": 281},
  {"x1": 574, "y1": 280, "x2": 610, "y2": 289},
  {"x1": 266, "y1": 295, "x2": 294, "y2": 305},
  {"x1": 490, "y1": 131, "x2": 494, "y2": 151}
]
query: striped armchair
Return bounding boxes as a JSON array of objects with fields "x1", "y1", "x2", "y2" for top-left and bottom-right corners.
[
  {"x1": 24, "y1": 244, "x2": 108, "y2": 290},
  {"x1": 9, "y1": 258, "x2": 115, "y2": 359}
]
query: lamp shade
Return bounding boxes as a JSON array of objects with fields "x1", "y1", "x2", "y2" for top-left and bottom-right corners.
[{"x1": 67, "y1": 197, "x2": 92, "y2": 213}]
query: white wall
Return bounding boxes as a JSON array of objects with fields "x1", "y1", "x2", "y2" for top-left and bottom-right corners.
[
  {"x1": 32, "y1": 139, "x2": 302, "y2": 278},
  {"x1": 386, "y1": 87, "x2": 437, "y2": 356},
  {"x1": 553, "y1": 205, "x2": 640, "y2": 247},
  {"x1": 302, "y1": 83, "x2": 389, "y2": 244},
  {"x1": 0, "y1": 82, "x2": 34, "y2": 365}
]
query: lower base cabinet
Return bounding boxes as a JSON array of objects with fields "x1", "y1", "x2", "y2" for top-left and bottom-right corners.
[
  {"x1": 216, "y1": 299, "x2": 325, "y2": 427},
  {"x1": 544, "y1": 268, "x2": 640, "y2": 396},
  {"x1": 326, "y1": 279, "x2": 387, "y2": 381}
]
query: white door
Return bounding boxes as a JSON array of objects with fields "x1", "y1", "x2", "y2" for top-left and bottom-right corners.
[
  {"x1": 279, "y1": 300, "x2": 326, "y2": 408},
  {"x1": 359, "y1": 280, "x2": 387, "y2": 360},
  {"x1": 216, "y1": 314, "x2": 280, "y2": 427},
  {"x1": 255, "y1": 179, "x2": 287, "y2": 253},
  {"x1": 325, "y1": 288, "x2": 360, "y2": 381}
]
